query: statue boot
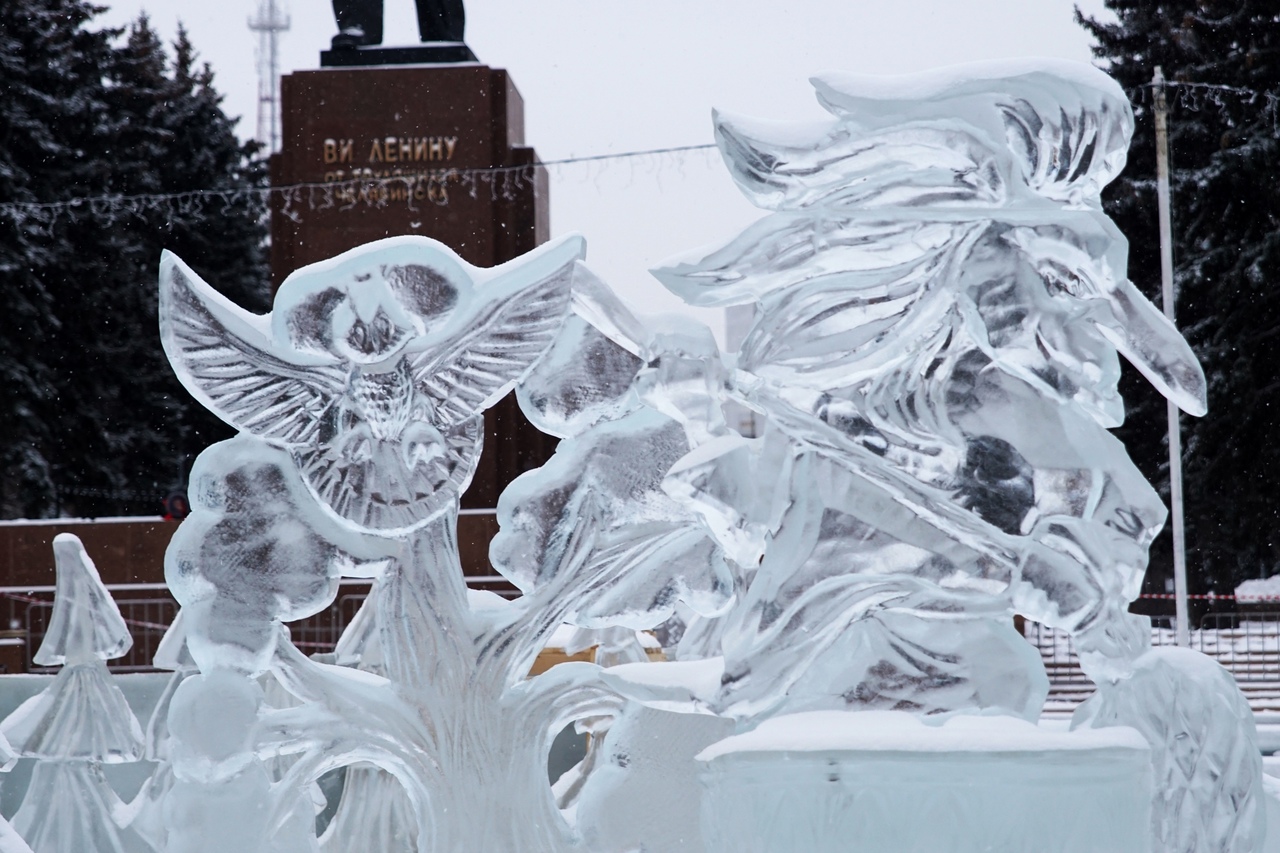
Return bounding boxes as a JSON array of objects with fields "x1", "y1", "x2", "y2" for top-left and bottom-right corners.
[{"x1": 331, "y1": 0, "x2": 383, "y2": 49}]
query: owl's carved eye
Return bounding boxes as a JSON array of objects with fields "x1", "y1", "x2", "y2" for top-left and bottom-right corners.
[
  {"x1": 348, "y1": 321, "x2": 370, "y2": 352},
  {"x1": 372, "y1": 311, "x2": 393, "y2": 345}
]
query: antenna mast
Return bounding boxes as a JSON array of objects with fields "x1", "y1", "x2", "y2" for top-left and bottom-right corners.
[{"x1": 249, "y1": 0, "x2": 290, "y2": 153}]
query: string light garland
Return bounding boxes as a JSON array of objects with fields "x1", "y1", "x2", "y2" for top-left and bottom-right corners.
[
  {"x1": 0, "y1": 142, "x2": 721, "y2": 230},
  {"x1": 1136, "y1": 79, "x2": 1280, "y2": 131}
]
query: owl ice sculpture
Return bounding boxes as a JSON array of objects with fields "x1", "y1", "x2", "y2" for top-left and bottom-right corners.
[
  {"x1": 155, "y1": 235, "x2": 736, "y2": 853},
  {"x1": 161, "y1": 235, "x2": 584, "y2": 532}
]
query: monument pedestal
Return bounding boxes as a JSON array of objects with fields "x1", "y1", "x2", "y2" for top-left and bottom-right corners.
[
  {"x1": 270, "y1": 62, "x2": 554, "y2": 509},
  {"x1": 319, "y1": 43, "x2": 477, "y2": 65}
]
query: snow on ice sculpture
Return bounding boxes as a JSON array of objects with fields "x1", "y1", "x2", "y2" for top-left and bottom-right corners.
[
  {"x1": 698, "y1": 712, "x2": 1153, "y2": 853},
  {"x1": 616, "y1": 59, "x2": 1261, "y2": 851},
  {"x1": 0, "y1": 534, "x2": 144, "y2": 853},
  {"x1": 157, "y1": 235, "x2": 732, "y2": 853}
]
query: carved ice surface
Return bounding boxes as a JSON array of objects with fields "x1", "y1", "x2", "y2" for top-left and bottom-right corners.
[
  {"x1": 1074, "y1": 648, "x2": 1265, "y2": 851},
  {"x1": 1, "y1": 534, "x2": 144, "y2": 853},
  {"x1": 612, "y1": 57, "x2": 1252, "y2": 852},
  {"x1": 698, "y1": 711, "x2": 1154, "y2": 853},
  {"x1": 160, "y1": 235, "x2": 586, "y2": 533},
  {"x1": 638, "y1": 60, "x2": 1203, "y2": 728},
  {"x1": 151, "y1": 234, "x2": 749, "y2": 853},
  {"x1": 28, "y1": 57, "x2": 1245, "y2": 853}
]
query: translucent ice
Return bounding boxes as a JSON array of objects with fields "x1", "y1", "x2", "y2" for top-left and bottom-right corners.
[
  {"x1": 1074, "y1": 648, "x2": 1265, "y2": 852},
  {"x1": 0, "y1": 536, "x2": 142, "y2": 763},
  {"x1": 143, "y1": 61, "x2": 1260, "y2": 853},
  {"x1": 648, "y1": 59, "x2": 1209, "y2": 722},
  {"x1": 319, "y1": 581, "x2": 418, "y2": 852},
  {"x1": 156, "y1": 235, "x2": 745, "y2": 853},
  {"x1": 625, "y1": 58, "x2": 1253, "y2": 851},
  {"x1": 33, "y1": 534, "x2": 131, "y2": 666},
  {"x1": 0, "y1": 823, "x2": 31, "y2": 853},
  {"x1": 491, "y1": 406, "x2": 733, "y2": 629},
  {"x1": 160, "y1": 234, "x2": 587, "y2": 533},
  {"x1": 166, "y1": 436, "x2": 396, "y2": 676},
  {"x1": 698, "y1": 711, "x2": 1153, "y2": 853},
  {"x1": 0, "y1": 535, "x2": 144, "y2": 853},
  {"x1": 161, "y1": 670, "x2": 319, "y2": 853}
]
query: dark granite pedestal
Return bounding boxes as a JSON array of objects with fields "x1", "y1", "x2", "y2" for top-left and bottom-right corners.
[{"x1": 320, "y1": 42, "x2": 478, "y2": 66}]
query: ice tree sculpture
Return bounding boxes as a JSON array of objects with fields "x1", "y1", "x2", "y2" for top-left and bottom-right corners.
[
  {"x1": 605, "y1": 59, "x2": 1260, "y2": 850},
  {"x1": 156, "y1": 235, "x2": 732, "y2": 853},
  {"x1": 316, "y1": 581, "x2": 417, "y2": 852},
  {"x1": 1, "y1": 534, "x2": 145, "y2": 853},
  {"x1": 130, "y1": 610, "x2": 196, "y2": 852}
]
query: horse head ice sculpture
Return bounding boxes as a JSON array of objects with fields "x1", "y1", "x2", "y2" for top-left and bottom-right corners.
[
  {"x1": 639, "y1": 61, "x2": 1204, "y2": 717},
  {"x1": 630, "y1": 59, "x2": 1259, "y2": 851}
]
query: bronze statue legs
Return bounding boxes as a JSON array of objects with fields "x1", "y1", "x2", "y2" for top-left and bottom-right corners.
[
  {"x1": 416, "y1": 0, "x2": 465, "y2": 42},
  {"x1": 331, "y1": 0, "x2": 466, "y2": 49}
]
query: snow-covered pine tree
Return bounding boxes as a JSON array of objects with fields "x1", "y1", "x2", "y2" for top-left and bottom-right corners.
[
  {"x1": 0, "y1": 0, "x2": 117, "y2": 517},
  {"x1": 1078, "y1": 1, "x2": 1280, "y2": 594},
  {"x1": 0, "y1": 4, "x2": 269, "y2": 518}
]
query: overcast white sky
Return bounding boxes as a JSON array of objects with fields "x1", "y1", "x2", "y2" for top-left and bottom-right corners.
[{"x1": 97, "y1": 0, "x2": 1116, "y2": 333}]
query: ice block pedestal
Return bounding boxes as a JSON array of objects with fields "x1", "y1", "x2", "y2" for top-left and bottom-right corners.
[{"x1": 697, "y1": 711, "x2": 1151, "y2": 853}]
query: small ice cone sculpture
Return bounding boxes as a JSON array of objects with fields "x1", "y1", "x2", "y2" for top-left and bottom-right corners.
[
  {"x1": 35, "y1": 533, "x2": 131, "y2": 667},
  {"x1": 0, "y1": 534, "x2": 145, "y2": 853},
  {"x1": 1, "y1": 534, "x2": 142, "y2": 760}
]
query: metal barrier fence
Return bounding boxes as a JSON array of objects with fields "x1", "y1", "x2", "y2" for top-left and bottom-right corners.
[
  {"x1": 1022, "y1": 612, "x2": 1280, "y2": 706},
  {"x1": 17, "y1": 578, "x2": 1277, "y2": 688},
  {"x1": 0, "y1": 573, "x2": 519, "y2": 673}
]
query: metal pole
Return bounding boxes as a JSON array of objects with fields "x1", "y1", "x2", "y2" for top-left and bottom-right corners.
[
  {"x1": 249, "y1": 0, "x2": 290, "y2": 153},
  {"x1": 1153, "y1": 66, "x2": 1191, "y2": 647}
]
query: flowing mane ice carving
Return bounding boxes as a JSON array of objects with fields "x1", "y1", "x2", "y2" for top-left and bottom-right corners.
[{"x1": 618, "y1": 58, "x2": 1260, "y2": 852}]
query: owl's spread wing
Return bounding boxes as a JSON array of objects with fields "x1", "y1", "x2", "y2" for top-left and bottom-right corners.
[
  {"x1": 159, "y1": 251, "x2": 345, "y2": 444},
  {"x1": 411, "y1": 259, "x2": 578, "y2": 425}
]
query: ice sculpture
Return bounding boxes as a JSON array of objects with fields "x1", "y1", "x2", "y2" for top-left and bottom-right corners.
[
  {"x1": 648, "y1": 61, "x2": 1199, "y2": 718},
  {"x1": 156, "y1": 235, "x2": 738, "y2": 853},
  {"x1": 698, "y1": 711, "x2": 1153, "y2": 853},
  {"x1": 618, "y1": 58, "x2": 1258, "y2": 852},
  {"x1": 130, "y1": 611, "x2": 196, "y2": 852},
  {"x1": 318, "y1": 581, "x2": 417, "y2": 852},
  {"x1": 136, "y1": 60, "x2": 1263, "y2": 853},
  {"x1": 1074, "y1": 648, "x2": 1264, "y2": 849},
  {"x1": 0, "y1": 825, "x2": 28, "y2": 853},
  {"x1": 1, "y1": 534, "x2": 144, "y2": 853}
]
